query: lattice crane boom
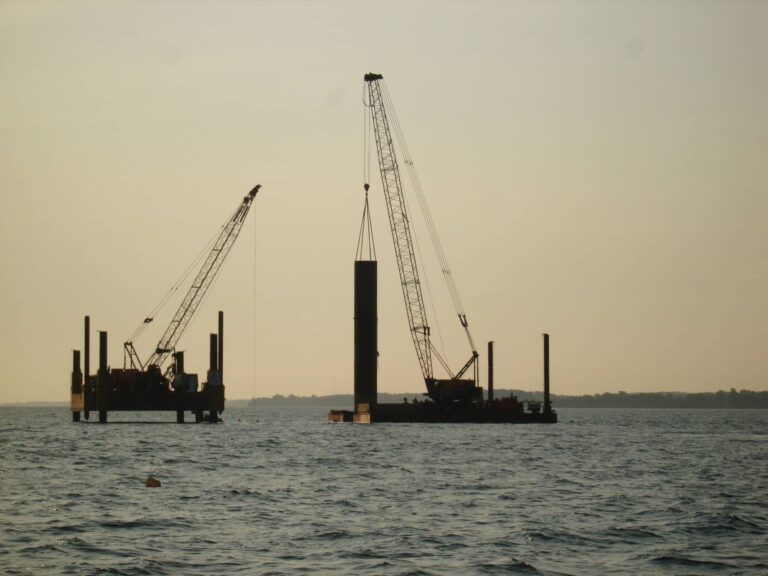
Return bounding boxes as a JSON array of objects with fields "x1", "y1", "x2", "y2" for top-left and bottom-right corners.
[
  {"x1": 365, "y1": 73, "x2": 480, "y2": 402},
  {"x1": 142, "y1": 185, "x2": 260, "y2": 370},
  {"x1": 365, "y1": 74, "x2": 434, "y2": 385}
]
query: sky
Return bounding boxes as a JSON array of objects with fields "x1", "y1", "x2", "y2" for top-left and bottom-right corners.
[{"x1": 1, "y1": 0, "x2": 766, "y2": 403}]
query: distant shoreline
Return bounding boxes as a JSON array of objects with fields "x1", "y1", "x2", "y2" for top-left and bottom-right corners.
[{"x1": 4, "y1": 389, "x2": 767, "y2": 409}]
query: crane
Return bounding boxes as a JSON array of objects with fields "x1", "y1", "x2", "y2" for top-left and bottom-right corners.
[
  {"x1": 124, "y1": 184, "x2": 260, "y2": 375},
  {"x1": 363, "y1": 73, "x2": 479, "y2": 403}
]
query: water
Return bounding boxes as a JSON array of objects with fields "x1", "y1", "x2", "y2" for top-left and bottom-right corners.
[{"x1": 1, "y1": 407, "x2": 766, "y2": 575}]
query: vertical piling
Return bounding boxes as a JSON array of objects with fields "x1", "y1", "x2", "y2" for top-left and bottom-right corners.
[
  {"x1": 211, "y1": 311, "x2": 224, "y2": 422},
  {"x1": 543, "y1": 333, "x2": 551, "y2": 414},
  {"x1": 172, "y1": 351, "x2": 186, "y2": 422},
  {"x1": 206, "y1": 333, "x2": 220, "y2": 423},
  {"x1": 84, "y1": 316, "x2": 90, "y2": 389},
  {"x1": 173, "y1": 351, "x2": 185, "y2": 375},
  {"x1": 71, "y1": 350, "x2": 82, "y2": 421},
  {"x1": 218, "y1": 311, "x2": 224, "y2": 385},
  {"x1": 487, "y1": 341, "x2": 494, "y2": 404},
  {"x1": 72, "y1": 350, "x2": 81, "y2": 380},
  {"x1": 97, "y1": 330, "x2": 108, "y2": 423},
  {"x1": 84, "y1": 316, "x2": 90, "y2": 418},
  {"x1": 210, "y1": 334, "x2": 218, "y2": 373},
  {"x1": 354, "y1": 260, "x2": 377, "y2": 410}
]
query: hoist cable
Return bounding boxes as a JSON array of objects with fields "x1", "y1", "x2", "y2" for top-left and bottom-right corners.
[
  {"x1": 404, "y1": 190, "x2": 449, "y2": 373},
  {"x1": 126, "y1": 208, "x2": 235, "y2": 345},
  {"x1": 381, "y1": 84, "x2": 467, "y2": 318},
  {"x1": 252, "y1": 193, "x2": 258, "y2": 422},
  {"x1": 380, "y1": 82, "x2": 475, "y2": 352},
  {"x1": 355, "y1": 188, "x2": 376, "y2": 261}
]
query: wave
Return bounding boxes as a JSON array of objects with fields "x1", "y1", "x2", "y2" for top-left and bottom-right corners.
[
  {"x1": 651, "y1": 554, "x2": 738, "y2": 569},
  {"x1": 471, "y1": 558, "x2": 544, "y2": 575}
]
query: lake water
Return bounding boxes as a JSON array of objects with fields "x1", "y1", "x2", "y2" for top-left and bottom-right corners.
[{"x1": 1, "y1": 406, "x2": 766, "y2": 575}]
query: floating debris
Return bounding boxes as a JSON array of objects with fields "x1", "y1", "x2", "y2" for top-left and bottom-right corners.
[{"x1": 145, "y1": 476, "x2": 161, "y2": 488}]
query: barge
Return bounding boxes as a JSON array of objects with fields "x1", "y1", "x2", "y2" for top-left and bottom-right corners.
[
  {"x1": 71, "y1": 313, "x2": 225, "y2": 423},
  {"x1": 328, "y1": 332, "x2": 557, "y2": 425},
  {"x1": 68, "y1": 184, "x2": 260, "y2": 423}
]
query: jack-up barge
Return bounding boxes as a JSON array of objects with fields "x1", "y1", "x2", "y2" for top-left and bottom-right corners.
[
  {"x1": 70, "y1": 312, "x2": 225, "y2": 423},
  {"x1": 69, "y1": 185, "x2": 260, "y2": 423}
]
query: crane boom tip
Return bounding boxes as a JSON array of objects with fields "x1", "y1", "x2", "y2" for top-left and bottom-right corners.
[
  {"x1": 248, "y1": 184, "x2": 261, "y2": 198},
  {"x1": 364, "y1": 73, "x2": 383, "y2": 82}
]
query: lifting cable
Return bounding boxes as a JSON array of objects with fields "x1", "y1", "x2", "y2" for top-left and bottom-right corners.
[
  {"x1": 362, "y1": 84, "x2": 372, "y2": 187},
  {"x1": 431, "y1": 343, "x2": 454, "y2": 377},
  {"x1": 380, "y1": 81, "x2": 476, "y2": 351},
  {"x1": 365, "y1": 79, "x2": 449, "y2": 374},
  {"x1": 355, "y1": 185, "x2": 377, "y2": 261},
  {"x1": 381, "y1": 83, "x2": 467, "y2": 317},
  {"x1": 357, "y1": 89, "x2": 377, "y2": 261},
  {"x1": 403, "y1": 185, "x2": 449, "y2": 371},
  {"x1": 252, "y1": 190, "x2": 258, "y2": 422},
  {"x1": 125, "y1": 208, "x2": 237, "y2": 347}
]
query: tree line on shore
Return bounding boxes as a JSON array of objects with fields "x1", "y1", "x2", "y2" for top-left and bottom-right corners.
[
  {"x1": 233, "y1": 388, "x2": 768, "y2": 409},
  {"x1": 4, "y1": 389, "x2": 765, "y2": 408}
]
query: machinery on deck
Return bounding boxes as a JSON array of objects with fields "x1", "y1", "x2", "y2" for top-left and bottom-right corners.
[
  {"x1": 70, "y1": 185, "x2": 260, "y2": 423},
  {"x1": 364, "y1": 73, "x2": 479, "y2": 404}
]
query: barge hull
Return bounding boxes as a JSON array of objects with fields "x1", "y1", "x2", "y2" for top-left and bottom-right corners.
[
  {"x1": 70, "y1": 313, "x2": 225, "y2": 423},
  {"x1": 331, "y1": 402, "x2": 557, "y2": 424}
]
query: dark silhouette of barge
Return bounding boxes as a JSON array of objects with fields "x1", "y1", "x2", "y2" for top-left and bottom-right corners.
[
  {"x1": 328, "y1": 262, "x2": 558, "y2": 425},
  {"x1": 70, "y1": 313, "x2": 225, "y2": 423},
  {"x1": 68, "y1": 185, "x2": 260, "y2": 423}
]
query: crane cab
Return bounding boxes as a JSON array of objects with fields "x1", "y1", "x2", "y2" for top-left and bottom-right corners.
[{"x1": 427, "y1": 378, "x2": 482, "y2": 403}]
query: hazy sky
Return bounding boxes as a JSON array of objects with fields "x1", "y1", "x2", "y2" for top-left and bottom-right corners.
[{"x1": 1, "y1": 0, "x2": 766, "y2": 403}]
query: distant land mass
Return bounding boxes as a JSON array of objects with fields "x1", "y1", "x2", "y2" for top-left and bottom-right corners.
[
  {"x1": 226, "y1": 389, "x2": 768, "y2": 409},
  {"x1": 3, "y1": 389, "x2": 766, "y2": 409}
]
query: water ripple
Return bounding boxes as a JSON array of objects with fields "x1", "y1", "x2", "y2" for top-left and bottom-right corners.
[{"x1": 1, "y1": 406, "x2": 766, "y2": 575}]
